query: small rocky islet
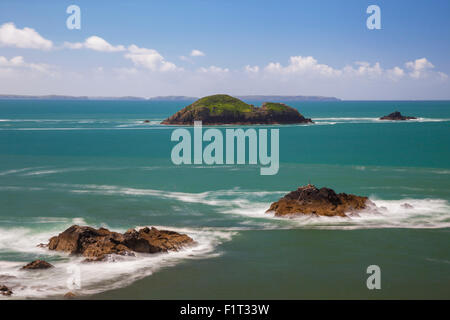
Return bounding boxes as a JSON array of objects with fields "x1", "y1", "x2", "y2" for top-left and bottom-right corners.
[
  {"x1": 161, "y1": 94, "x2": 313, "y2": 125},
  {"x1": 45, "y1": 225, "x2": 195, "y2": 260},
  {"x1": 266, "y1": 184, "x2": 374, "y2": 217},
  {"x1": 379, "y1": 111, "x2": 417, "y2": 121}
]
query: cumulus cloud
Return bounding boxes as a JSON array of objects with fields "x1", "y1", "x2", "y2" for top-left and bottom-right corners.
[
  {"x1": 260, "y1": 55, "x2": 447, "y2": 82},
  {"x1": 265, "y1": 56, "x2": 340, "y2": 77},
  {"x1": 341, "y1": 61, "x2": 383, "y2": 78},
  {"x1": 125, "y1": 45, "x2": 178, "y2": 72},
  {"x1": 405, "y1": 57, "x2": 435, "y2": 79},
  {"x1": 0, "y1": 55, "x2": 54, "y2": 76},
  {"x1": 386, "y1": 66, "x2": 405, "y2": 80},
  {"x1": 0, "y1": 22, "x2": 52, "y2": 50},
  {"x1": 64, "y1": 35, "x2": 178, "y2": 72},
  {"x1": 244, "y1": 65, "x2": 259, "y2": 73},
  {"x1": 198, "y1": 66, "x2": 229, "y2": 74},
  {"x1": 190, "y1": 49, "x2": 205, "y2": 57},
  {"x1": 353, "y1": 62, "x2": 382, "y2": 76},
  {"x1": 64, "y1": 36, "x2": 126, "y2": 52},
  {"x1": 0, "y1": 56, "x2": 25, "y2": 67}
]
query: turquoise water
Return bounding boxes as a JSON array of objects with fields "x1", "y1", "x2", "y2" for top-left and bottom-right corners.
[{"x1": 0, "y1": 100, "x2": 449, "y2": 299}]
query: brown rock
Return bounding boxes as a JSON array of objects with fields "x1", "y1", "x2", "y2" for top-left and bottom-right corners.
[
  {"x1": 64, "y1": 292, "x2": 76, "y2": 299},
  {"x1": 47, "y1": 225, "x2": 194, "y2": 259},
  {"x1": 0, "y1": 285, "x2": 13, "y2": 296},
  {"x1": 266, "y1": 184, "x2": 373, "y2": 217},
  {"x1": 126, "y1": 227, "x2": 195, "y2": 253},
  {"x1": 22, "y1": 260, "x2": 54, "y2": 270}
]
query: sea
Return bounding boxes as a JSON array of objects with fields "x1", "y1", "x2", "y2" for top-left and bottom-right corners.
[{"x1": 0, "y1": 99, "x2": 449, "y2": 299}]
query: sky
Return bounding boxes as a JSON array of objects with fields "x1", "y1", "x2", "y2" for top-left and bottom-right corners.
[{"x1": 0, "y1": 0, "x2": 449, "y2": 100}]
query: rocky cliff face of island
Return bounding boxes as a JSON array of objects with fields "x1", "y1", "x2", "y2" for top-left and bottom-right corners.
[
  {"x1": 161, "y1": 94, "x2": 313, "y2": 125},
  {"x1": 266, "y1": 184, "x2": 373, "y2": 217},
  {"x1": 46, "y1": 225, "x2": 194, "y2": 260},
  {"x1": 379, "y1": 111, "x2": 417, "y2": 120}
]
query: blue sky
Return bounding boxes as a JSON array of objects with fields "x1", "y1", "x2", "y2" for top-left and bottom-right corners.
[{"x1": 0, "y1": 0, "x2": 449, "y2": 99}]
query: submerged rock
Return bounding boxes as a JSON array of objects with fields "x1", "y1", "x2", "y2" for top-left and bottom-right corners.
[
  {"x1": 401, "y1": 203, "x2": 414, "y2": 209},
  {"x1": 266, "y1": 184, "x2": 373, "y2": 217},
  {"x1": 0, "y1": 285, "x2": 13, "y2": 296},
  {"x1": 379, "y1": 111, "x2": 417, "y2": 121},
  {"x1": 22, "y1": 260, "x2": 54, "y2": 270},
  {"x1": 47, "y1": 225, "x2": 194, "y2": 260}
]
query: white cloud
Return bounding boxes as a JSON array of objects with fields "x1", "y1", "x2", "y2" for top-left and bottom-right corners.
[
  {"x1": 0, "y1": 56, "x2": 25, "y2": 67},
  {"x1": 198, "y1": 66, "x2": 229, "y2": 74},
  {"x1": 260, "y1": 55, "x2": 448, "y2": 82},
  {"x1": 386, "y1": 66, "x2": 405, "y2": 80},
  {"x1": 0, "y1": 55, "x2": 54, "y2": 76},
  {"x1": 342, "y1": 61, "x2": 383, "y2": 78},
  {"x1": 438, "y1": 72, "x2": 448, "y2": 80},
  {"x1": 64, "y1": 36, "x2": 125, "y2": 52},
  {"x1": 0, "y1": 22, "x2": 52, "y2": 50},
  {"x1": 190, "y1": 49, "x2": 205, "y2": 57},
  {"x1": 405, "y1": 57, "x2": 435, "y2": 79},
  {"x1": 65, "y1": 36, "x2": 178, "y2": 72},
  {"x1": 265, "y1": 56, "x2": 339, "y2": 77},
  {"x1": 125, "y1": 45, "x2": 178, "y2": 72},
  {"x1": 244, "y1": 65, "x2": 259, "y2": 73}
]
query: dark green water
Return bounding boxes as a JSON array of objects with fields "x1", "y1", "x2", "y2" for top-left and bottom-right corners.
[{"x1": 0, "y1": 100, "x2": 449, "y2": 299}]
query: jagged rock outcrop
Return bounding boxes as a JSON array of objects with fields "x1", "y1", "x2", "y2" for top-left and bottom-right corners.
[
  {"x1": 47, "y1": 225, "x2": 194, "y2": 260},
  {"x1": 0, "y1": 285, "x2": 13, "y2": 296},
  {"x1": 161, "y1": 94, "x2": 313, "y2": 125},
  {"x1": 379, "y1": 111, "x2": 417, "y2": 121},
  {"x1": 266, "y1": 184, "x2": 373, "y2": 217},
  {"x1": 22, "y1": 260, "x2": 54, "y2": 270}
]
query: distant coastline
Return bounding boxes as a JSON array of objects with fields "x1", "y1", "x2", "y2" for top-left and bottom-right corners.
[{"x1": 0, "y1": 94, "x2": 340, "y2": 102}]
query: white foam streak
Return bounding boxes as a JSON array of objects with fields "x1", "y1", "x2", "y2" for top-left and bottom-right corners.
[{"x1": 312, "y1": 117, "x2": 450, "y2": 125}]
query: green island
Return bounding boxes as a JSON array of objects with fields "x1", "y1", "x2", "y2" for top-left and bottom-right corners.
[{"x1": 161, "y1": 94, "x2": 313, "y2": 125}]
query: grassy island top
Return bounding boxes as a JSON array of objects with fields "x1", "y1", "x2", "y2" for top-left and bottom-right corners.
[
  {"x1": 185, "y1": 94, "x2": 300, "y2": 115},
  {"x1": 187, "y1": 94, "x2": 255, "y2": 115}
]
